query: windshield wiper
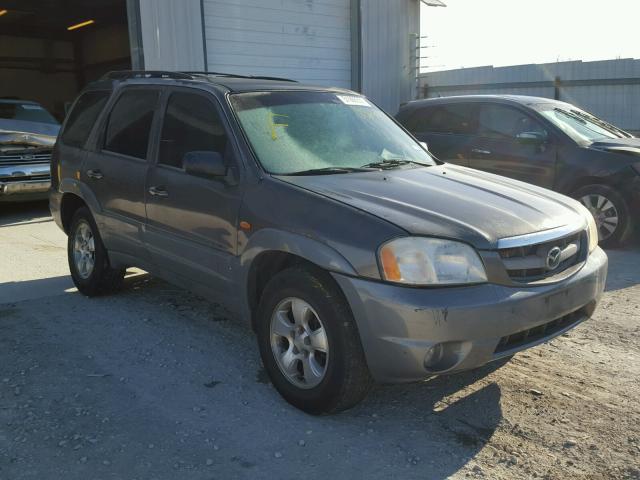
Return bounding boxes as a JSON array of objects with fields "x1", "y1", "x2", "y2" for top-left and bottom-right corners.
[
  {"x1": 360, "y1": 159, "x2": 430, "y2": 170},
  {"x1": 569, "y1": 109, "x2": 631, "y2": 138},
  {"x1": 285, "y1": 166, "x2": 374, "y2": 176}
]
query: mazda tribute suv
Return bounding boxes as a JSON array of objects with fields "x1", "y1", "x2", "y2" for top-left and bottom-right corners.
[{"x1": 50, "y1": 71, "x2": 608, "y2": 413}]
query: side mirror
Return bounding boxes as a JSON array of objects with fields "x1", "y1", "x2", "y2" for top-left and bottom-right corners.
[
  {"x1": 516, "y1": 131, "x2": 547, "y2": 145},
  {"x1": 420, "y1": 141, "x2": 429, "y2": 151},
  {"x1": 183, "y1": 151, "x2": 226, "y2": 178}
]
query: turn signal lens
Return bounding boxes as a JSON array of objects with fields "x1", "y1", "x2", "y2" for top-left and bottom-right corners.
[{"x1": 380, "y1": 244, "x2": 402, "y2": 281}]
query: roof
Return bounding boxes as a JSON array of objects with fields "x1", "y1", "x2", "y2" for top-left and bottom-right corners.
[{"x1": 402, "y1": 94, "x2": 570, "y2": 109}]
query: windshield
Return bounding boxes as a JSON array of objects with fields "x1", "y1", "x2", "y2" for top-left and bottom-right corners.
[
  {"x1": 230, "y1": 91, "x2": 436, "y2": 175},
  {"x1": 0, "y1": 101, "x2": 59, "y2": 125},
  {"x1": 537, "y1": 104, "x2": 631, "y2": 143}
]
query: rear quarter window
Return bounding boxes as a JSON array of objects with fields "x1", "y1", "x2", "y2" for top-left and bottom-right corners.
[{"x1": 61, "y1": 91, "x2": 110, "y2": 148}]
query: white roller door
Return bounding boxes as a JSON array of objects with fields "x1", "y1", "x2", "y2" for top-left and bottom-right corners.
[{"x1": 202, "y1": 0, "x2": 352, "y2": 88}]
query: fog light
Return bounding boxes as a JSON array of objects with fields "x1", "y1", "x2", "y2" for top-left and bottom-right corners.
[{"x1": 424, "y1": 343, "x2": 445, "y2": 369}]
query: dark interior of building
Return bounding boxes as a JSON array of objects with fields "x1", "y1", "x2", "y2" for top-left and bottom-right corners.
[{"x1": 0, "y1": 0, "x2": 131, "y2": 121}]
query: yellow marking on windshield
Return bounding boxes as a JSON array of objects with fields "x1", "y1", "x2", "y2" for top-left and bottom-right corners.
[{"x1": 269, "y1": 113, "x2": 289, "y2": 140}]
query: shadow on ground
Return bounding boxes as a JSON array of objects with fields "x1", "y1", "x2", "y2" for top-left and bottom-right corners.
[
  {"x1": 0, "y1": 273, "x2": 505, "y2": 479},
  {"x1": 0, "y1": 200, "x2": 51, "y2": 227}
]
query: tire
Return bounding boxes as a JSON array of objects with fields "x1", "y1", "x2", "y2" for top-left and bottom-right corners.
[
  {"x1": 67, "y1": 207, "x2": 125, "y2": 296},
  {"x1": 256, "y1": 266, "x2": 373, "y2": 414},
  {"x1": 573, "y1": 184, "x2": 632, "y2": 248}
]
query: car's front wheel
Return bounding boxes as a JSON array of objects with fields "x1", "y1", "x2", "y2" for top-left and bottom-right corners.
[
  {"x1": 68, "y1": 207, "x2": 125, "y2": 296},
  {"x1": 256, "y1": 266, "x2": 372, "y2": 414},
  {"x1": 573, "y1": 184, "x2": 631, "y2": 248}
]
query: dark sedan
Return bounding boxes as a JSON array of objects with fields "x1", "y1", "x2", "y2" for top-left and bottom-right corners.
[{"x1": 397, "y1": 95, "x2": 640, "y2": 247}]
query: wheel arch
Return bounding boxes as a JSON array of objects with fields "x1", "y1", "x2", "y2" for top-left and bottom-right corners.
[{"x1": 240, "y1": 229, "x2": 358, "y2": 330}]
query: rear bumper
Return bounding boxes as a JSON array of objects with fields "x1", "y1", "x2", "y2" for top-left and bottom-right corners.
[
  {"x1": 333, "y1": 247, "x2": 608, "y2": 383},
  {"x1": 0, "y1": 178, "x2": 51, "y2": 202}
]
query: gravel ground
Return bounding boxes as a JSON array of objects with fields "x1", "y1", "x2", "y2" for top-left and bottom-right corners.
[{"x1": 0, "y1": 202, "x2": 639, "y2": 480}]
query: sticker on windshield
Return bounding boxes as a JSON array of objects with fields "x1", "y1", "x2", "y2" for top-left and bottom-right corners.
[
  {"x1": 21, "y1": 105, "x2": 44, "y2": 110},
  {"x1": 336, "y1": 95, "x2": 371, "y2": 107}
]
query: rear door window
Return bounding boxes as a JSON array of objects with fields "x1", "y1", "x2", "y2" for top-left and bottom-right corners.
[
  {"x1": 409, "y1": 103, "x2": 477, "y2": 134},
  {"x1": 158, "y1": 91, "x2": 227, "y2": 169},
  {"x1": 104, "y1": 89, "x2": 159, "y2": 159},
  {"x1": 61, "y1": 91, "x2": 110, "y2": 147}
]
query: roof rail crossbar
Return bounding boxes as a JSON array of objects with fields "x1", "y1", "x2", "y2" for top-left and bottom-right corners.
[{"x1": 101, "y1": 70, "x2": 196, "y2": 81}]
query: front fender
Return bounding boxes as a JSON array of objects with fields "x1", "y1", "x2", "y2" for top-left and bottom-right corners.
[
  {"x1": 237, "y1": 228, "x2": 359, "y2": 324},
  {"x1": 59, "y1": 178, "x2": 102, "y2": 216},
  {"x1": 240, "y1": 228, "x2": 358, "y2": 276}
]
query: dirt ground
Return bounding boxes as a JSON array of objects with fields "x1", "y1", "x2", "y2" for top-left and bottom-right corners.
[{"x1": 0, "y1": 202, "x2": 639, "y2": 479}]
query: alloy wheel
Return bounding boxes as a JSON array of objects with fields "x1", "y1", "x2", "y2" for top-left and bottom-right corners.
[
  {"x1": 580, "y1": 194, "x2": 619, "y2": 242},
  {"x1": 73, "y1": 220, "x2": 96, "y2": 279},
  {"x1": 270, "y1": 297, "x2": 329, "y2": 389}
]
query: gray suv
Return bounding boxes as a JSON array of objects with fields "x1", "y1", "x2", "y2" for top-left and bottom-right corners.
[{"x1": 50, "y1": 71, "x2": 608, "y2": 414}]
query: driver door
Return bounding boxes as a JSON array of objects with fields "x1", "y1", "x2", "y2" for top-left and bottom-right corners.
[
  {"x1": 144, "y1": 88, "x2": 243, "y2": 303},
  {"x1": 467, "y1": 103, "x2": 556, "y2": 189}
]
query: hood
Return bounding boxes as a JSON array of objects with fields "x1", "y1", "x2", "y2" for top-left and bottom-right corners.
[
  {"x1": 588, "y1": 137, "x2": 640, "y2": 157},
  {"x1": 0, "y1": 119, "x2": 60, "y2": 141},
  {"x1": 0, "y1": 125, "x2": 58, "y2": 154},
  {"x1": 277, "y1": 165, "x2": 587, "y2": 249}
]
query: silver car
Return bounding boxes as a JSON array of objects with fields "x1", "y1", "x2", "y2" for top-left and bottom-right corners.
[{"x1": 0, "y1": 99, "x2": 59, "y2": 202}]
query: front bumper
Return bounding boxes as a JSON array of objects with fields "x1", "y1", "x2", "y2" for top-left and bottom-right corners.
[
  {"x1": 333, "y1": 247, "x2": 608, "y2": 383},
  {"x1": 0, "y1": 178, "x2": 51, "y2": 202}
]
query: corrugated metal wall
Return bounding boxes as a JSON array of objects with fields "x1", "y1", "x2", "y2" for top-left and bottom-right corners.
[
  {"x1": 138, "y1": 0, "x2": 205, "y2": 71},
  {"x1": 202, "y1": 0, "x2": 352, "y2": 88},
  {"x1": 419, "y1": 59, "x2": 640, "y2": 132},
  {"x1": 360, "y1": 0, "x2": 420, "y2": 113}
]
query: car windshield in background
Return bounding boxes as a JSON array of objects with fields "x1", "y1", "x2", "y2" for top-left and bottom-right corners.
[
  {"x1": 0, "y1": 101, "x2": 59, "y2": 125},
  {"x1": 230, "y1": 91, "x2": 436, "y2": 175},
  {"x1": 537, "y1": 105, "x2": 631, "y2": 143}
]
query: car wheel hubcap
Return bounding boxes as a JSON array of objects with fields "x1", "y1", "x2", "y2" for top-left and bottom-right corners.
[
  {"x1": 579, "y1": 194, "x2": 619, "y2": 242},
  {"x1": 270, "y1": 297, "x2": 329, "y2": 389},
  {"x1": 73, "y1": 221, "x2": 96, "y2": 279}
]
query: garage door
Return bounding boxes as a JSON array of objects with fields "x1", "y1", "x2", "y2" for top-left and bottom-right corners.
[{"x1": 202, "y1": 0, "x2": 351, "y2": 88}]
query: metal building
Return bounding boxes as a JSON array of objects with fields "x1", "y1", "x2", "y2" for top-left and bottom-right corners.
[{"x1": 132, "y1": 0, "x2": 443, "y2": 113}]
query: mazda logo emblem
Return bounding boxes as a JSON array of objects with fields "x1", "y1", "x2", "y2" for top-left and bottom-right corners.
[{"x1": 546, "y1": 246, "x2": 563, "y2": 270}]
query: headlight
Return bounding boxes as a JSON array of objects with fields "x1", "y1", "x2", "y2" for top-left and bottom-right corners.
[
  {"x1": 586, "y1": 210, "x2": 599, "y2": 253},
  {"x1": 576, "y1": 202, "x2": 599, "y2": 253},
  {"x1": 379, "y1": 237, "x2": 487, "y2": 285}
]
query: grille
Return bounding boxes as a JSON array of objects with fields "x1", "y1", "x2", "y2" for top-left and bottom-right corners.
[
  {"x1": 0, "y1": 152, "x2": 52, "y2": 165},
  {"x1": 499, "y1": 232, "x2": 585, "y2": 283},
  {"x1": 494, "y1": 308, "x2": 585, "y2": 354}
]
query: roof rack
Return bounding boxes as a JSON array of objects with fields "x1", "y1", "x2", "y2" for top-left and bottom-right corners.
[
  {"x1": 101, "y1": 70, "x2": 298, "y2": 84},
  {"x1": 101, "y1": 70, "x2": 196, "y2": 81},
  {"x1": 182, "y1": 72, "x2": 297, "y2": 82}
]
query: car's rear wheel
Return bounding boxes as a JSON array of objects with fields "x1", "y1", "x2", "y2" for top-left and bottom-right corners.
[
  {"x1": 256, "y1": 266, "x2": 372, "y2": 414},
  {"x1": 573, "y1": 185, "x2": 631, "y2": 248},
  {"x1": 68, "y1": 207, "x2": 125, "y2": 296}
]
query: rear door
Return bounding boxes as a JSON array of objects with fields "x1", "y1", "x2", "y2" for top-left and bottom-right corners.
[
  {"x1": 402, "y1": 103, "x2": 478, "y2": 166},
  {"x1": 468, "y1": 103, "x2": 556, "y2": 188},
  {"x1": 144, "y1": 88, "x2": 243, "y2": 303},
  {"x1": 82, "y1": 87, "x2": 161, "y2": 259}
]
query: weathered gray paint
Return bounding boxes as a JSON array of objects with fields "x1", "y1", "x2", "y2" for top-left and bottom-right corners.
[
  {"x1": 360, "y1": 0, "x2": 420, "y2": 113},
  {"x1": 419, "y1": 59, "x2": 640, "y2": 132}
]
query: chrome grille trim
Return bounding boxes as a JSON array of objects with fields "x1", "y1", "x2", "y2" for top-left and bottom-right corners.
[
  {"x1": 0, "y1": 153, "x2": 52, "y2": 165},
  {"x1": 497, "y1": 221, "x2": 586, "y2": 250}
]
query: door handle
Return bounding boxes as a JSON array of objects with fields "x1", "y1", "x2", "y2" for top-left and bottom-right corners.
[
  {"x1": 471, "y1": 148, "x2": 492, "y2": 155},
  {"x1": 86, "y1": 169, "x2": 103, "y2": 179},
  {"x1": 148, "y1": 186, "x2": 169, "y2": 198}
]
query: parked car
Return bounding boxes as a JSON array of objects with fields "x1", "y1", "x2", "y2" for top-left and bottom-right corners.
[
  {"x1": 397, "y1": 95, "x2": 640, "y2": 247},
  {"x1": 50, "y1": 72, "x2": 607, "y2": 414},
  {"x1": 0, "y1": 99, "x2": 60, "y2": 202}
]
